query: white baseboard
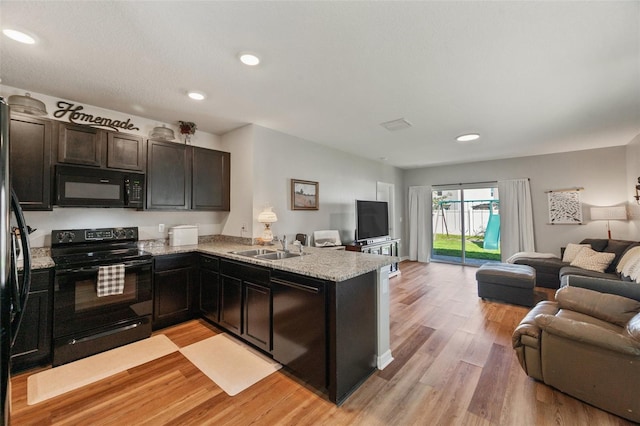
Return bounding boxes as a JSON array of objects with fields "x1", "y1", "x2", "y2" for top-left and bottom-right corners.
[{"x1": 377, "y1": 350, "x2": 394, "y2": 370}]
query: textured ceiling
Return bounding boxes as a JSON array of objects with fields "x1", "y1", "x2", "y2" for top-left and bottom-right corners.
[{"x1": 1, "y1": 1, "x2": 639, "y2": 169}]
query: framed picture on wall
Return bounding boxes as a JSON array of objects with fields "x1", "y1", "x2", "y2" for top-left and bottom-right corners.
[
  {"x1": 547, "y1": 188, "x2": 583, "y2": 224},
  {"x1": 291, "y1": 179, "x2": 319, "y2": 210}
]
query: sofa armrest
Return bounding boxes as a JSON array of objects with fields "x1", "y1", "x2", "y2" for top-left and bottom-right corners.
[
  {"x1": 561, "y1": 274, "x2": 640, "y2": 302},
  {"x1": 512, "y1": 301, "x2": 559, "y2": 349},
  {"x1": 512, "y1": 301, "x2": 559, "y2": 380},
  {"x1": 513, "y1": 257, "x2": 567, "y2": 289},
  {"x1": 535, "y1": 314, "x2": 640, "y2": 356}
]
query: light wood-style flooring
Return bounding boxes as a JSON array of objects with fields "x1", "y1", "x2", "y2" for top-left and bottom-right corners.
[{"x1": 10, "y1": 261, "x2": 635, "y2": 425}]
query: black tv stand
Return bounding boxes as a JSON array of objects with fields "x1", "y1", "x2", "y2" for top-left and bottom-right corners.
[{"x1": 346, "y1": 238, "x2": 400, "y2": 277}]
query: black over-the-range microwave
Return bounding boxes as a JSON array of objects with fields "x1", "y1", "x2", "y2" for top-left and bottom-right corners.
[{"x1": 55, "y1": 165, "x2": 144, "y2": 208}]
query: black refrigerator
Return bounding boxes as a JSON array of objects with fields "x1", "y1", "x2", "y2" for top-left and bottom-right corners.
[{"x1": 1, "y1": 97, "x2": 33, "y2": 425}]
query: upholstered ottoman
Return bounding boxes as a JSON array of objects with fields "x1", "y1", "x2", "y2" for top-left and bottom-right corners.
[{"x1": 476, "y1": 263, "x2": 536, "y2": 306}]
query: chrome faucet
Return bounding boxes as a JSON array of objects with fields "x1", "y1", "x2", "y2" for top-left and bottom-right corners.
[
  {"x1": 293, "y1": 240, "x2": 304, "y2": 255},
  {"x1": 281, "y1": 235, "x2": 288, "y2": 252}
]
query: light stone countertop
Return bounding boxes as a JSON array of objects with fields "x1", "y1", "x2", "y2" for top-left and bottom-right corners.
[
  {"x1": 28, "y1": 241, "x2": 398, "y2": 282},
  {"x1": 23, "y1": 247, "x2": 55, "y2": 271},
  {"x1": 146, "y1": 241, "x2": 397, "y2": 282}
]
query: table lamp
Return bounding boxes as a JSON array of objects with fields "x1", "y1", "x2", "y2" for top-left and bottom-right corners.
[
  {"x1": 258, "y1": 207, "x2": 278, "y2": 244},
  {"x1": 590, "y1": 206, "x2": 627, "y2": 239}
]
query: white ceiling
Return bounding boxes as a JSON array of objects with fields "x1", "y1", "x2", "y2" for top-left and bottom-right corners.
[{"x1": 1, "y1": 1, "x2": 639, "y2": 169}]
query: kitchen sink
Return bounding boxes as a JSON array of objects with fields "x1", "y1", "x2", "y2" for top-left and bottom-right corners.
[
  {"x1": 230, "y1": 248, "x2": 276, "y2": 257},
  {"x1": 230, "y1": 248, "x2": 305, "y2": 261},
  {"x1": 255, "y1": 251, "x2": 304, "y2": 260}
]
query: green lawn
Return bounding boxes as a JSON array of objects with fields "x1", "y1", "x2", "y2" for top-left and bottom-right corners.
[{"x1": 433, "y1": 234, "x2": 501, "y2": 261}]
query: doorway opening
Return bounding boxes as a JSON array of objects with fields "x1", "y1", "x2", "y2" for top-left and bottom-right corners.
[{"x1": 431, "y1": 185, "x2": 501, "y2": 265}]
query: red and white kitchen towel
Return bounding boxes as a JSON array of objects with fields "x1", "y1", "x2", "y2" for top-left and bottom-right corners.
[{"x1": 97, "y1": 264, "x2": 125, "y2": 297}]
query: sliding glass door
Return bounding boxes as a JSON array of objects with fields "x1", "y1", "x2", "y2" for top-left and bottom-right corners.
[{"x1": 431, "y1": 185, "x2": 501, "y2": 265}]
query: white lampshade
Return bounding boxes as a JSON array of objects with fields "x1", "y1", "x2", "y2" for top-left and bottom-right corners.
[
  {"x1": 257, "y1": 207, "x2": 277, "y2": 244},
  {"x1": 590, "y1": 206, "x2": 627, "y2": 221},
  {"x1": 258, "y1": 207, "x2": 278, "y2": 223}
]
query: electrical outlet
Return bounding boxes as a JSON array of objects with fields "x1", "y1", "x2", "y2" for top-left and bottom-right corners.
[{"x1": 158, "y1": 224, "x2": 165, "y2": 233}]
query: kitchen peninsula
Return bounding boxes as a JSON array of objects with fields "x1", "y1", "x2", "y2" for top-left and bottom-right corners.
[{"x1": 27, "y1": 239, "x2": 395, "y2": 405}]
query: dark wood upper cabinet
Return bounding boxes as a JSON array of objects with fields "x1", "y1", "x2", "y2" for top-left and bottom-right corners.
[
  {"x1": 146, "y1": 140, "x2": 230, "y2": 211},
  {"x1": 58, "y1": 123, "x2": 103, "y2": 166},
  {"x1": 9, "y1": 113, "x2": 54, "y2": 210},
  {"x1": 146, "y1": 139, "x2": 190, "y2": 209},
  {"x1": 192, "y1": 147, "x2": 230, "y2": 211},
  {"x1": 59, "y1": 123, "x2": 145, "y2": 172},
  {"x1": 107, "y1": 132, "x2": 144, "y2": 171}
]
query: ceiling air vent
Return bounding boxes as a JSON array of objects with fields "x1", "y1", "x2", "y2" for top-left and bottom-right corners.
[{"x1": 380, "y1": 118, "x2": 412, "y2": 132}]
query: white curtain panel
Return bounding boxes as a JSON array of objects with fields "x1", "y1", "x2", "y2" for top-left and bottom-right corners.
[
  {"x1": 408, "y1": 186, "x2": 431, "y2": 262},
  {"x1": 498, "y1": 178, "x2": 535, "y2": 261}
]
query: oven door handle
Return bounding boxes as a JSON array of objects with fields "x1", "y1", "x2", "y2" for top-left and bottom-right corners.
[{"x1": 56, "y1": 259, "x2": 152, "y2": 274}]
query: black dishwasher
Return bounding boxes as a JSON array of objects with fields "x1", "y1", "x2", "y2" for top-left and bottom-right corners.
[{"x1": 271, "y1": 270, "x2": 327, "y2": 390}]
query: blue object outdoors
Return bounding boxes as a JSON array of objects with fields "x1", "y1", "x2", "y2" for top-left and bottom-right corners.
[
  {"x1": 436, "y1": 200, "x2": 500, "y2": 246},
  {"x1": 436, "y1": 199, "x2": 500, "y2": 248},
  {"x1": 483, "y1": 213, "x2": 500, "y2": 250}
]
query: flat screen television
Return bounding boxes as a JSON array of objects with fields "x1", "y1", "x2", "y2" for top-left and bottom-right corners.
[{"x1": 356, "y1": 200, "x2": 389, "y2": 242}]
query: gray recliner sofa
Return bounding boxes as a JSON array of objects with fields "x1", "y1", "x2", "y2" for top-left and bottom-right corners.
[{"x1": 513, "y1": 238, "x2": 638, "y2": 289}]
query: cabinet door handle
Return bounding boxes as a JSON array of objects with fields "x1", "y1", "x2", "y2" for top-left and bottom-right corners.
[{"x1": 271, "y1": 278, "x2": 320, "y2": 294}]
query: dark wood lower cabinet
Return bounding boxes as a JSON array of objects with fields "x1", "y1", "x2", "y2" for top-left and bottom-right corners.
[
  {"x1": 153, "y1": 254, "x2": 194, "y2": 330},
  {"x1": 242, "y1": 281, "x2": 271, "y2": 351},
  {"x1": 219, "y1": 259, "x2": 272, "y2": 352},
  {"x1": 328, "y1": 271, "x2": 377, "y2": 405},
  {"x1": 198, "y1": 256, "x2": 220, "y2": 323},
  {"x1": 12, "y1": 269, "x2": 53, "y2": 372},
  {"x1": 155, "y1": 253, "x2": 378, "y2": 405},
  {"x1": 219, "y1": 275, "x2": 242, "y2": 334}
]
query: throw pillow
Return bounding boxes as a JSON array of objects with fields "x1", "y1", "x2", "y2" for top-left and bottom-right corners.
[
  {"x1": 627, "y1": 312, "x2": 640, "y2": 343},
  {"x1": 562, "y1": 243, "x2": 591, "y2": 263},
  {"x1": 579, "y1": 239, "x2": 608, "y2": 252},
  {"x1": 570, "y1": 247, "x2": 615, "y2": 273}
]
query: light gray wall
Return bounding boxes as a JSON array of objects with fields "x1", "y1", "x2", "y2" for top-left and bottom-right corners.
[
  {"x1": 220, "y1": 124, "x2": 255, "y2": 239},
  {"x1": 223, "y1": 124, "x2": 405, "y2": 251},
  {"x1": 404, "y1": 146, "x2": 636, "y2": 256},
  {"x1": 626, "y1": 134, "x2": 640, "y2": 236}
]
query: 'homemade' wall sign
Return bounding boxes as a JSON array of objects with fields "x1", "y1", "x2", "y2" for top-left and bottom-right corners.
[{"x1": 53, "y1": 101, "x2": 140, "y2": 132}]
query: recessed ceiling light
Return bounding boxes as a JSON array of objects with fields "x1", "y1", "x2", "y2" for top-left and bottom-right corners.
[
  {"x1": 239, "y1": 53, "x2": 260, "y2": 66},
  {"x1": 456, "y1": 133, "x2": 480, "y2": 142},
  {"x1": 2, "y1": 29, "x2": 36, "y2": 45},
  {"x1": 188, "y1": 91, "x2": 206, "y2": 101}
]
